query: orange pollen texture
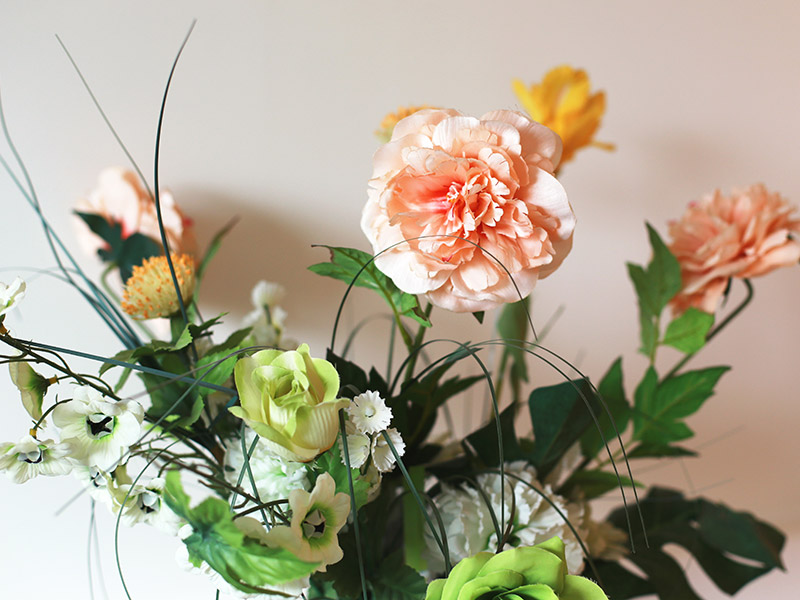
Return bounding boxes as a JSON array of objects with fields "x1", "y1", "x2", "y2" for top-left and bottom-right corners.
[{"x1": 121, "y1": 253, "x2": 196, "y2": 320}]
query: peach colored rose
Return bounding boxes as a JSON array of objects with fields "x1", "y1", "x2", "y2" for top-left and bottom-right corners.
[
  {"x1": 361, "y1": 109, "x2": 574, "y2": 313},
  {"x1": 75, "y1": 167, "x2": 196, "y2": 257},
  {"x1": 669, "y1": 184, "x2": 800, "y2": 313}
]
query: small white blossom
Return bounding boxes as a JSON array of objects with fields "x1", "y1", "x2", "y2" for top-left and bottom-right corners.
[
  {"x1": 346, "y1": 391, "x2": 392, "y2": 435},
  {"x1": 113, "y1": 476, "x2": 180, "y2": 533},
  {"x1": 340, "y1": 422, "x2": 370, "y2": 469},
  {"x1": 251, "y1": 280, "x2": 286, "y2": 309},
  {"x1": 0, "y1": 277, "x2": 25, "y2": 319},
  {"x1": 242, "y1": 281, "x2": 293, "y2": 348},
  {"x1": 52, "y1": 386, "x2": 144, "y2": 470},
  {"x1": 0, "y1": 434, "x2": 73, "y2": 484},
  {"x1": 225, "y1": 430, "x2": 310, "y2": 508},
  {"x1": 73, "y1": 465, "x2": 116, "y2": 507},
  {"x1": 371, "y1": 427, "x2": 405, "y2": 473}
]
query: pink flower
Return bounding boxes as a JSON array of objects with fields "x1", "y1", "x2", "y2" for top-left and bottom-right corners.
[
  {"x1": 75, "y1": 167, "x2": 196, "y2": 257},
  {"x1": 669, "y1": 184, "x2": 800, "y2": 313},
  {"x1": 361, "y1": 109, "x2": 574, "y2": 313}
]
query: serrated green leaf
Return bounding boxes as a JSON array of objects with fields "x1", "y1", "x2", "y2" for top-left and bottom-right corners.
[
  {"x1": 580, "y1": 358, "x2": 630, "y2": 459},
  {"x1": 559, "y1": 469, "x2": 642, "y2": 500},
  {"x1": 662, "y1": 308, "x2": 714, "y2": 354},
  {"x1": 309, "y1": 246, "x2": 431, "y2": 327},
  {"x1": 116, "y1": 233, "x2": 162, "y2": 282},
  {"x1": 163, "y1": 471, "x2": 319, "y2": 594},
  {"x1": 373, "y1": 551, "x2": 427, "y2": 600},
  {"x1": 626, "y1": 262, "x2": 655, "y2": 319},
  {"x1": 645, "y1": 223, "x2": 682, "y2": 314}
]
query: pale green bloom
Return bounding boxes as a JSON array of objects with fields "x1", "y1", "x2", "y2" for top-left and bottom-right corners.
[
  {"x1": 9, "y1": 360, "x2": 52, "y2": 420},
  {"x1": 112, "y1": 476, "x2": 180, "y2": 533},
  {"x1": 265, "y1": 473, "x2": 350, "y2": 571},
  {"x1": 0, "y1": 434, "x2": 73, "y2": 484},
  {"x1": 52, "y1": 386, "x2": 144, "y2": 469},
  {"x1": 231, "y1": 344, "x2": 347, "y2": 462},
  {"x1": 0, "y1": 277, "x2": 25, "y2": 319},
  {"x1": 425, "y1": 537, "x2": 608, "y2": 600}
]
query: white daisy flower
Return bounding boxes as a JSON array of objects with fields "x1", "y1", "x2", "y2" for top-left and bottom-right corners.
[
  {"x1": 339, "y1": 421, "x2": 370, "y2": 469},
  {"x1": 346, "y1": 391, "x2": 392, "y2": 435},
  {"x1": 52, "y1": 386, "x2": 144, "y2": 470},
  {"x1": 0, "y1": 277, "x2": 26, "y2": 319},
  {"x1": 0, "y1": 434, "x2": 73, "y2": 484},
  {"x1": 371, "y1": 427, "x2": 405, "y2": 473}
]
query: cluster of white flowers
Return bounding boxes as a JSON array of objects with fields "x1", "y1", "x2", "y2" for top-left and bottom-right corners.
[
  {"x1": 423, "y1": 461, "x2": 588, "y2": 575},
  {"x1": 242, "y1": 280, "x2": 295, "y2": 349},
  {"x1": 224, "y1": 429, "x2": 311, "y2": 510},
  {"x1": 341, "y1": 391, "x2": 405, "y2": 474}
]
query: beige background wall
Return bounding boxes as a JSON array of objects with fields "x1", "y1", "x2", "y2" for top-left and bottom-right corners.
[{"x1": 0, "y1": 2, "x2": 797, "y2": 598}]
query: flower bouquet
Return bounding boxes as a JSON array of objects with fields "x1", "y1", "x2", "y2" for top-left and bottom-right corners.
[{"x1": 0, "y1": 30, "x2": 792, "y2": 600}]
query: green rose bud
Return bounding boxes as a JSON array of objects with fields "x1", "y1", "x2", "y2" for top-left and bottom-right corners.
[
  {"x1": 230, "y1": 344, "x2": 347, "y2": 463},
  {"x1": 425, "y1": 537, "x2": 608, "y2": 600}
]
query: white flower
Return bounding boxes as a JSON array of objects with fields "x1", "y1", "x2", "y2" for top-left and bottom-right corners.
[
  {"x1": 0, "y1": 434, "x2": 73, "y2": 484},
  {"x1": 340, "y1": 424, "x2": 370, "y2": 469},
  {"x1": 52, "y1": 386, "x2": 144, "y2": 470},
  {"x1": 73, "y1": 465, "x2": 116, "y2": 507},
  {"x1": 225, "y1": 430, "x2": 310, "y2": 509},
  {"x1": 251, "y1": 281, "x2": 286, "y2": 309},
  {"x1": 0, "y1": 277, "x2": 25, "y2": 319},
  {"x1": 113, "y1": 476, "x2": 180, "y2": 533},
  {"x1": 176, "y1": 518, "x2": 310, "y2": 599},
  {"x1": 264, "y1": 473, "x2": 350, "y2": 571},
  {"x1": 371, "y1": 427, "x2": 405, "y2": 473},
  {"x1": 423, "y1": 461, "x2": 587, "y2": 575},
  {"x1": 346, "y1": 391, "x2": 392, "y2": 435}
]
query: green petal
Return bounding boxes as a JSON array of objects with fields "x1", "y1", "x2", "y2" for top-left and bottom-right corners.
[
  {"x1": 458, "y1": 569, "x2": 524, "y2": 600},
  {"x1": 426, "y1": 578, "x2": 446, "y2": 600},
  {"x1": 500, "y1": 583, "x2": 559, "y2": 600},
  {"x1": 560, "y1": 575, "x2": 608, "y2": 600},
  {"x1": 477, "y1": 547, "x2": 565, "y2": 593},
  {"x1": 441, "y1": 553, "x2": 493, "y2": 600}
]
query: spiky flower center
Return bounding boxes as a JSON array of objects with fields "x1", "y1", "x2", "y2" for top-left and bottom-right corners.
[{"x1": 122, "y1": 253, "x2": 195, "y2": 320}]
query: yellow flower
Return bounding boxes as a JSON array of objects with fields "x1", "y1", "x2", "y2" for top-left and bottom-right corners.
[
  {"x1": 122, "y1": 253, "x2": 195, "y2": 319},
  {"x1": 375, "y1": 104, "x2": 437, "y2": 143},
  {"x1": 512, "y1": 65, "x2": 614, "y2": 165}
]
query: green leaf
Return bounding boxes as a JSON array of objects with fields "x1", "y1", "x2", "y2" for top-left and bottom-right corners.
[
  {"x1": 472, "y1": 311, "x2": 485, "y2": 324},
  {"x1": 312, "y1": 441, "x2": 369, "y2": 509},
  {"x1": 195, "y1": 218, "x2": 237, "y2": 286},
  {"x1": 626, "y1": 442, "x2": 697, "y2": 459},
  {"x1": 591, "y1": 560, "x2": 653, "y2": 599},
  {"x1": 326, "y1": 349, "x2": 368, "y2": 399},
  {"x1": 163, "y1": 471, "x2": 319, "y2": 594},
  {"x1": 580, "y1": 358, "x2": 631, "y2": 459},
  {"x1": 309, "y1": 246, "x2": 431, "y2": 327},
  {"x1": 115, "y1": 233, "x2": 162, "y2": 282},
  {"x1": 465, "y1": 403, "x2": 523, "y2": 467},
  {"x1": 634, "y1": 366, "x2": 729, "y2": 444},
  {"x1": 559, "y1": 469, "x2": 642, "y2": 500},
  {"x1": 528, "y1": 378, "x2": 599, "y2": 478},
  {"x1": 496, "y1": 298, "x2": 530, "y2": 385},
  {"x1": 373, "y1": 550, "x2": 427, "y2": 600},
  {"x1": 662, "y1": 308, "x2": 714, "y2": 354}
]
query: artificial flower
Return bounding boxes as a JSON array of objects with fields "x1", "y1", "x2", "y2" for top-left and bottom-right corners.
[
  {"x1": 346, "y1": 390, "x2": 392, "y2": 435},
  {"x1": 121, "y1": 253, "x2": 196, "y2": 319},
  {"x1": 668, "y1": 184, "x2": 800, "y2": 314},
  {"x1": 0, "y1": 277, "x2": 25, "y2": 320},
  {"x1": 75, "y1": 167, "x2": 196, "y2": 257},
  {"x1": 425, "y1": 536, "x2": 608, "y2": 600},
  {"x1": 424, "y1": 461, "x2": 586, "y2": 575},
  {"x1": 264, "y1": 473, "x2": 350, "y2": 571},
  {"x1": 52, "y1": 386, "x2": 144, "y2": 469},
  {"x1": 113, "y1": 476, "x2": 180, "y2": 533},
  {"x1": 0, "y1": 434, "x2": 73, "y2": 484},
  {"x1": 512, "y1": 65, "x2": 614, "y2": 165},
  {"x1": 8, "y1": 360, "x2": 53, "y2": 420},
  {"x1": 339, "y1": 419, "x2": 371, "y2": 469},
  {"x1": 73, "y1": 465, "x2": 116, "y2": 507},
  {"x1": 370, "y1": 427, "x2": 405, "y2": 473},
  {"x1": 242, "y1": 280, "x2": 292, "y2": 348},
  {"x1": 225, "y1": 429, "x2": 310, "y2": 505},
  {"x1": 375, "y1": 104, "x2": 438, "y2": 143},
  {"x1": 230, "y1": 345, "x2": 348, "y2": 462},
  {"x1": 362, "y1": 108, "x2": 574, "y2": 313}
]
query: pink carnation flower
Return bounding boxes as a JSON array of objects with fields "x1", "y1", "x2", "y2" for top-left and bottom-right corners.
[
  {"x1": 669, "y1": 184, "x2": 800, "y2": 314},
  {"x1": 75, "y1": 167, "x2": 196, "y2": 257},
  {"x1": 361, "y1": 109, "x2": 575, "y2": 313}
]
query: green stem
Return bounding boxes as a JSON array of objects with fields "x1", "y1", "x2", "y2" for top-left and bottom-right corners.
[
  {"x1": 664, "y1": 279, "x2": 754, "y2": 379},
  {"x1": 402, "y1": 302, "x2": 433, "y2": 382}
]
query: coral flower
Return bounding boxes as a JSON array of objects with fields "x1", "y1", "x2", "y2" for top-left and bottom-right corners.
[
  {"x1": 76, "y1": 167, "x2": 196, "y2": 257},
  {"x1": 122, "y1": 253, "x2": 196, "y2": 319},
  {"x1": 362, "y1": 108, "x2": 574, "y2": 313},
  {"x1": 669, "y1": 184, "x2": 800, "y2": 313},
  {"x1": 513, "y1": 65, "x2": 613, "y2": 165}
]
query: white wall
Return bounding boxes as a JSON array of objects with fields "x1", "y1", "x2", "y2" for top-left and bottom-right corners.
[{"x1": 0, "y1": 2, "x2": 797, "y2": 598}]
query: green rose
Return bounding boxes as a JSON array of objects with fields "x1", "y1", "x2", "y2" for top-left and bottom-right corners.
[
  {"x1": 230, "y1": 344, "x2": 347, "y2": 462},
  {"x1": 426, "y1": 537, "x2": 608, "y2": 600}
]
